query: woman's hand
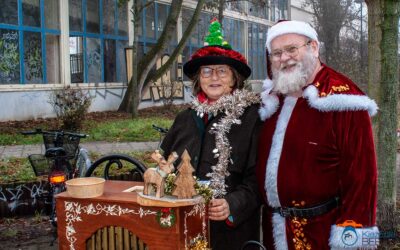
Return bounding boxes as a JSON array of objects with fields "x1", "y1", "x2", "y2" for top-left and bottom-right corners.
[{"x1": 208, "y1": 198, "x2": 230, "y2": 221}]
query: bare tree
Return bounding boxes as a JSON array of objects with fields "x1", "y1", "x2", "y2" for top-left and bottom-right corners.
[
  {"x1": 303, "y1": 0, "x2": 359, "y2": 70},
  {"x1": 365, "y1": 1, "x2": 400, "y2": 246},
  {"x1": 204, "y1": 0, "x2": 268, "y2": 25},
  {"x1": 117, "y1": 0, "x2": 206, "y2": 116}
]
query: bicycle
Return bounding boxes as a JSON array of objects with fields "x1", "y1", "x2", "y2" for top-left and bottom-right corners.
[{"x1": 21, "y1": 129, "x2": 89, "y2": 229}]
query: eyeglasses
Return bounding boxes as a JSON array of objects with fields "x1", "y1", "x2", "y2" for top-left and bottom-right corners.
[
  {"x1": 270, "y1": 41, "x2": 311, "y2": 62},
  {"x1": 200, "y1": 66, "x2": 231, "y2": 78}
]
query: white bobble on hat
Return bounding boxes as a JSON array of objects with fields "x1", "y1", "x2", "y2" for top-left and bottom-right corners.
[{"x1": 265, "y1": 20, "x2": 319, "y2": 51}]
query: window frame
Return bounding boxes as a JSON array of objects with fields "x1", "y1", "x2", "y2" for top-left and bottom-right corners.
[{"x1": 0, "y1": 0, "x2": 61, "y2": 84}]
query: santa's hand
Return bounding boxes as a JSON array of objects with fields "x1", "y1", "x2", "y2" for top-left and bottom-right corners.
[{"x1": 208, "y1": 198, "x2": 230, "y2": 221}]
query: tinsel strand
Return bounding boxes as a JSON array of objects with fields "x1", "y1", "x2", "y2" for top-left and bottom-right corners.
[{"x1": 191, "y1": 89, "x2": 260, "y2": 197}]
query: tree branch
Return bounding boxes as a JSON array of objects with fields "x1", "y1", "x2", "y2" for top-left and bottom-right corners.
[
  {"x1": 138, "y1": 0, "x2": 183, "y2": 77},
  {"x1": 144, "y1": 0, "x2": 206, "y2": 85}
]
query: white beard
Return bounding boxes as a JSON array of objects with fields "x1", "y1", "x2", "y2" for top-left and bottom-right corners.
[{"x1": 272, "y1": 51, "x2": 318, "y2": 95}]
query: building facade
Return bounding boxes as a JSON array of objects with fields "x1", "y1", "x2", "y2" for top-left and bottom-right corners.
[{"x1": 0, "y1": 0, "x2": 295, "y2": 121}]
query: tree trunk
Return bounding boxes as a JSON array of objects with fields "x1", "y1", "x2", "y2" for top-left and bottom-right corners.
[
  {"x1": 118, "y1": 0, "x2": 142, "y2": 116},
  {"x1": 218, "y1": 0, "x2": 225, "y2": 24},
  {"x1": 118, "y1": 0, "x2": 183, "y2": 114},
  {"x1": 376, "y1": 0, "x2": 400, "y2": 235},
  {"x1": 366, "y1": 0, "x2": 382, "y2": 102}
]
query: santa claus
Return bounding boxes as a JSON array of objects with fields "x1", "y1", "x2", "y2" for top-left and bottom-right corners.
[{"x1": 256, "y1": 20, "x2": 379, "y2": 249}]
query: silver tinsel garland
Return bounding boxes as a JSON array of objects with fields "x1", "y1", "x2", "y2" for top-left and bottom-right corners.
[{"x1": 191, "y1": 89, "x2": 260, "y2": 198}]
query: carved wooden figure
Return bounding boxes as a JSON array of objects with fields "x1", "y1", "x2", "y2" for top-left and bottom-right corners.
[
  {"x1": 143, "y1": 150, "x2": 178, "y2": 198},
  {"x1": 172, "y1": 150, "x2": 198, "y2": 199}
]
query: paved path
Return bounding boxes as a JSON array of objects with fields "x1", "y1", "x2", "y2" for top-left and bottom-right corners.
[{"x1": 0, "y1": 141, "x2": 159, "y2": 159}]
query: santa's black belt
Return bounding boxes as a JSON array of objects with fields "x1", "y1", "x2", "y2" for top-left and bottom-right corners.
[{"x1": 271, "y1": 197, "x2": 340, "y2": 218}]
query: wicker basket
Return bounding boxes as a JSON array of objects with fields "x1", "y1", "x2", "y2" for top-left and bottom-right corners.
[{"x1": 65, "y1": 177, "x2": 105, "y2": 198}]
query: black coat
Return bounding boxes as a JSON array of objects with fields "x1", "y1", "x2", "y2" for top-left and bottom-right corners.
[{"x1": 161, "y1": 104, "x2": 262, "y2": 250}]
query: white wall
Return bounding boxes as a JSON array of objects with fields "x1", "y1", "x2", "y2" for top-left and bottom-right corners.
[
  {"x1": 0, "y1": 90, "x2": 55, "y2": 121},
  {"x1": 290, "y1": 0, "x2": 314, "y2": 24},
  {"x1": 0, "y1": 86, "x2": 127, "y2": 121},
  {"x1": 0, "y1": 84, "x2": 196, "y2": 122}
]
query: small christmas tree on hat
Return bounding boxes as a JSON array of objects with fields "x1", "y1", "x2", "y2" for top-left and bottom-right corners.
[{"x1": 204, "y1": 18, "x2": 232, "y2": 49}]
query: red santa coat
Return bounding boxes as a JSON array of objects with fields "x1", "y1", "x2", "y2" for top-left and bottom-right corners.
[{"x1": 256, "y1": 65, "x2": 379, "y2": 250}]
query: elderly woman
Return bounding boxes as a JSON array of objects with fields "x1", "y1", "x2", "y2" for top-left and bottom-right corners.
[{"x1": 161, "y1": 20, "x2": 262, "y2": 250}]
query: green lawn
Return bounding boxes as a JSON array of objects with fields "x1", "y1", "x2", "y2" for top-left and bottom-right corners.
[
  {"x1": 0, "y1": 112, "x2": 177, "y2": 183},
  {"x1": 0, "y1": 158, "x2": 36, "y2": 183},
  {"x1": 0, "y1": 117, "x2": 173, "y2": 146}
]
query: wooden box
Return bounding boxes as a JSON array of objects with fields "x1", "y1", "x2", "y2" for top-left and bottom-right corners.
[{"x1": 56, "y1": 181, "x2": 208, "y2": 250}]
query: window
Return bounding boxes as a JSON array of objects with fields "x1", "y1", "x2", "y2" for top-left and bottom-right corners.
[
  {"x1": 23, "y1": 0, "x2": 41, "y2": 27},
  {"x1": 222, "y1": 17, "x2": 245, "y2": 54},
  {"x1": 69, "y1": 36, "x2": 84, "y2": 83},
  {"x1": 248, "y1": 2, "x2": 267, "y2": 19},
  {"x1": 87, "y1": 38, "x2": 101, "y2": 83},
  {"x1": 145, "y1": 3, "x2": 155, "y2": 40},
  {"x1": 0, "y1": 0, "x2": 60, "y2": 84},
  {"x1": 24, "y1": 31, "x2": 43, "y2": 83},
  {"x1": 103, "y1": 0, "x2": 115, "y2": 35},
  {"x1": 248, "y1": 22, "x2": 267, "y2": 80},
  {"x1": 0, "y1": 0, "x2": 18, "y2": 25},
  {"x1": 0, "y1": 29, "x2": 20, "y2": 83},
  {"x1": 227, "y1": 2, "x2": 244, "y2": 13},
  {"x1": 69, "y1": 0, "x2": 83, "y2": 32},
  {"x1": 87, "y1": 0, "x2": 100, "y2": 33},
  {"x1": 69, "y1": 0, "x2": 129, "y2": 83},
  {"x1": 271, "y1": 0, "x2": 288, "y2": 22},
  {"x1": 118, "y1": 4, "x2": 128, "y2": 36},
  {"x1": 157, "y1": 4, "x2": 167, "y2": 38}
]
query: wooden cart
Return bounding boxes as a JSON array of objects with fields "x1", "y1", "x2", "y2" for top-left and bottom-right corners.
[{"x1": 56, "y1": 180, "x2": 208, "y2": 250}]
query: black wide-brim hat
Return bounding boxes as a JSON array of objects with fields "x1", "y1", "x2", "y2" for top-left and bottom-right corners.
[{"x1": 183, "y1": 46, "x2": 251, "y2": 80}]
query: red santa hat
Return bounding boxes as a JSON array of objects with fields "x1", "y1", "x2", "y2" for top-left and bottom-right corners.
[
  {"x1": 264, "y1": 20, "x2": 319, "y2": 81},
  {"x1": 265, "y1": 20, "x2": 320, "y2": 52}
]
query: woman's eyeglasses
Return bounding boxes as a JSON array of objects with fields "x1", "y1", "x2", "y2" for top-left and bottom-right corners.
[
  {"x1": 200, "y1": 66, "x2": 231, "y2": 78},
  {"x1": 270, "y1": 41, "x2": 311, "y2": 62}
]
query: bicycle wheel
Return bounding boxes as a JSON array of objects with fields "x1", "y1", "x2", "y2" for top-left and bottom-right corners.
[
  {"x1": 85, "y1": 154, "x2": 146, "y2": 181},
  {"x1": 241, "y1": 241, "x2": 266, "y2": 250},
  {"x1": 49, "y1": 184, "x2": 65, "y2": 228},
  {"x1": 75, "y1": 148, "x2": 92, "y2": 177}
]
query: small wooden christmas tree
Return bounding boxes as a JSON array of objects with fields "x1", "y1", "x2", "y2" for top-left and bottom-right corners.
[{"x1": 172, "y1": 150, "x2": 198, "y2": 199}]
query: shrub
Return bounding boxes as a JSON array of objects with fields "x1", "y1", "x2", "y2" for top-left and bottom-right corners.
[
  {"x1": 49, "y1": 86, "x2": 92, "y2": 131},
  {"x1": 160, "y1": 80, "x2": 181, "y2": 110}
]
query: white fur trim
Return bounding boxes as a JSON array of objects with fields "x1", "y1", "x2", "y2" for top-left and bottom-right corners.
[
  {"x1": 262, "y1": 78, "x2": 274, "y2": 92},
  {"x1": 259, "y1": 79, "x2": 279, "y2": 121},
  {"x1": 303, "y1": 85, "x2": 378, "y2": 116},
  {"x1": 329, "y1": 225, "x2": 379, "y2": 249},
  {"x1": 266, "y1": 20, "x2": 319, "y2": 51},
  {"x1": 265, "y1": 96, "x2": 297, "y2": 208},
  {"x1": 264, "y1": 97, "x2": 296, "y2": 250},
  {"x1": 272, "y1": 213, "x2": 289, "y2": 250}
]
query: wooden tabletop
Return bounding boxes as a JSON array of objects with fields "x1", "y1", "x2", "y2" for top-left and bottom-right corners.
[
  {"x1": 57, "y1": 180, "x2": 143, "y2": 205},
  {"x1": 56, "y1": 180, "x2": 208, "y2": 250}
]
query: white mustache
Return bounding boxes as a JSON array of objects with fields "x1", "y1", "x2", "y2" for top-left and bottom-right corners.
[{"x1": 280, "y1": 60, "x2": 298, "y2": 70}]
